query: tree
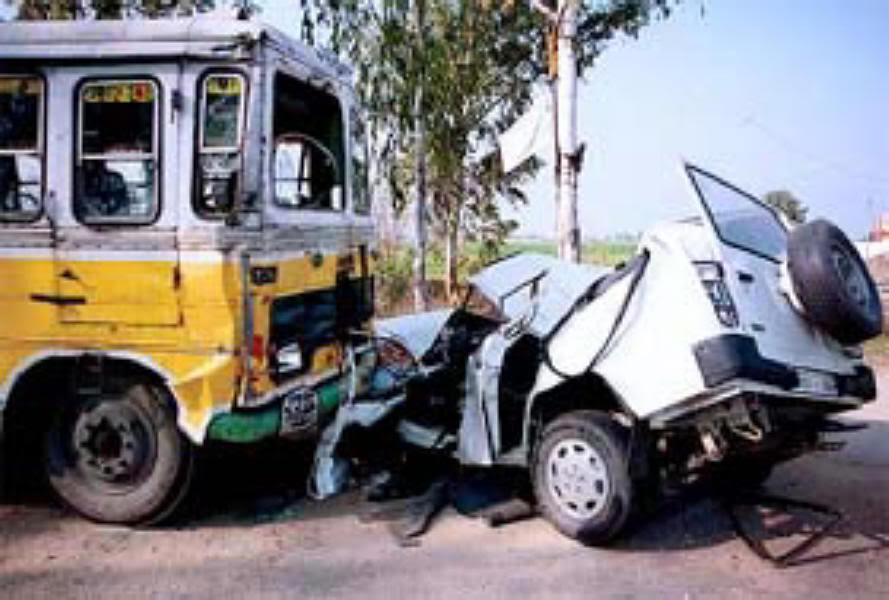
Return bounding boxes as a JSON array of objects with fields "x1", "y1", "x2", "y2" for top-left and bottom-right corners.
[
  {"x1": 318, "y1": 0, "x2": 543, "y2": 308},
  {"x1": 420, "y1": 0, "x2": 541, "y2": 300},
  {"x1": 763, "y1": 189, "x2": 807, "y2": 224},
  {"x1": 12, "y1": 0, "x2": 222, "y2": 20}
]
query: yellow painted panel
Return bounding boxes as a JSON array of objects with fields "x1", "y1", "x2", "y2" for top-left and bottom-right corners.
[
  {"x1": 57, "y1": 259, "x2": 181, "y2": 325},
  {"x1": 0, "y1": 246, "x2": 366, "y2": 441}
]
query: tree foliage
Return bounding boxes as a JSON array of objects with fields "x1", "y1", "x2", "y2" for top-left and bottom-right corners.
[
  {"x1": 763, "y1": 189, "x2": 807, "y2": 224},
  {"x1": 9, "y1": 0, "x2": 231, "y2": 20},
  {"x1": 313, "y1": 0, "x2": 670, "y2": 299}
]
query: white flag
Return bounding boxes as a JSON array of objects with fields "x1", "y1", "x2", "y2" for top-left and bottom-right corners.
[{"x1": 499, "y1": 93, "x2": 553, "y2": 173}]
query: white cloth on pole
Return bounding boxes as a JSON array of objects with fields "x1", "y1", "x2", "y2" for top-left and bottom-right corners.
[{"x1": 498, "y1": 93, "x2": 553, "y2": 173}]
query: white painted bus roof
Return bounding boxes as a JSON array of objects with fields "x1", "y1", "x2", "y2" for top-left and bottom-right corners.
[{"x1": 0, "y1": 17, "x2": 351, "y2": 80}]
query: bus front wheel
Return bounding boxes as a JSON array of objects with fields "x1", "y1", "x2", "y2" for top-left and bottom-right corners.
[{"x1": 44, "y1": 379, "x2": 193, "y2": 525}]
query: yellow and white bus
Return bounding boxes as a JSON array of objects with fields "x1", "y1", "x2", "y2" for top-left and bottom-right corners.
[{"x1": 0, "y1": 17, "x2": 374, "y2": 524}]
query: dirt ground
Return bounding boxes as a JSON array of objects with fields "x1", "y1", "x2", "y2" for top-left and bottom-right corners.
[{"x1": 2, "y1": 374, "x2": 889, "y2": 600}]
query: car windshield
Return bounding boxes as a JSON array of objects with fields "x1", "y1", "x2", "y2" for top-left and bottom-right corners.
[{"x1": 687, "y1": 166, "x2": 788, "y2": 262}]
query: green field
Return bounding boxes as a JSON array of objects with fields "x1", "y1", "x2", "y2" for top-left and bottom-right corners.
[
  {"x1": 376, "y1": 238, "x2": 638, "y2": 314},
  {"x1": 424, "y1": 239, "x2": 637, "y2": 279},
  {"x1": 502, "y1": 239, "x2": 638, "y2": 267}
]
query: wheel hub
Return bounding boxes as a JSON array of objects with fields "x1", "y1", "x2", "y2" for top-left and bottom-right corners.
[
  {"x1": 73, "y1": 399, "x2": 152, "y2": 484},
  {"x1": 831, "y1": 246, "x2": 870, "y2": 309},
  {"x1": 546, "y1": 438, "x2": 610, "y2": 520}
]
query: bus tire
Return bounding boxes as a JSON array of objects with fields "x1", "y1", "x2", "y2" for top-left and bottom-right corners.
[{"x1": 44, "y1": 379, "x2": 193, "y2": 525}]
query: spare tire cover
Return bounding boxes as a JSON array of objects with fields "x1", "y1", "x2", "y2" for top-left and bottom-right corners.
[{"x1": 787, "y1": 218, "x2": 883, "y2": 345}]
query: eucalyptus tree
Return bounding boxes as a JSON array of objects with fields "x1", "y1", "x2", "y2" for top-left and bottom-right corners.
[
  {"x1": 421, "y1": 0, "x2": 541, "y2": 299},
  {"x1": 318, "y1": 0, "x2": 545, "y2": 306},
  {"x1": 12, "y1": 0, "x2": 219, "y2": 20}
]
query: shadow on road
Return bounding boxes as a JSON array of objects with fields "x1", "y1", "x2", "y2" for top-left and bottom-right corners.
[
  {"x1": 616, "y1": 418, "x2": 889, "y2": 567},
  {"x1": 4, "y1": 418, "x2": 888, "y2": 568}
]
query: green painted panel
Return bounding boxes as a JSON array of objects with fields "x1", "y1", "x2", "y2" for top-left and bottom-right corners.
[
  {"x1": 207, "y1": 406, "x2": 281, "y2": 443},
  {"x1": 317, "y1": 381, "x2": 342, "y2": 414}
]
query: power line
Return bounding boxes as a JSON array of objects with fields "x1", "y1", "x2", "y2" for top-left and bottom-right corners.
[{"x1": 742, "y1": 116, "x2": 889, "y2": 188}]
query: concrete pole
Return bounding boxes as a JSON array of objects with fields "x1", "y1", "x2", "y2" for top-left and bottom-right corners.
[{"x1": 556, "y1": 0, "x2": 581, "y2": 262}]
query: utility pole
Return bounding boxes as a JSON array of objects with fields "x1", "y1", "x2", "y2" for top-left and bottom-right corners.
[
  {"x1": 556, "y1": 0, "x2": 581, "y2": 262},
  {"x1": 534, "y1": 0, "x2": 582, "y2": 263}
]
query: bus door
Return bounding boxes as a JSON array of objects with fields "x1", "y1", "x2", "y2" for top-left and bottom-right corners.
[{"x1": 49, "y1": 70, "x2": 182, "y2": 326}]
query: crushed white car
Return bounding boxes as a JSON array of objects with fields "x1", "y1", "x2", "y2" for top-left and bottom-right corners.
[{"x1": 354, "y1": 164, "x2": 881, "y2": 545}]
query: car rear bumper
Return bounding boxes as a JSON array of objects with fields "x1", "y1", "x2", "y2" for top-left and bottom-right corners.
[{"x1": 692, "y1": 333, "x2": 876, "y2": 401}]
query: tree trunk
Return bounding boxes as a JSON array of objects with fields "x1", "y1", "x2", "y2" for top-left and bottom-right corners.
[
  {"x1": 550, "y1": 78, "x2": 560, "y2": 251},
  {"x1": 445, "y1": 211, "x2": 459, "y2": 303},
  {"x1": 556, "y1": 0, "x2": 581, "y2": 263},
  {"x1": 412, "y1": 0, "x2": 428, "y2": 311}
]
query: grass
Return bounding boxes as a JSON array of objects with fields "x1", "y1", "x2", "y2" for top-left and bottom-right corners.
[
  {"x1": 377, "y1": 238, "x2": 637, "y2": 316},
  {"x1": 424, "y1": 239, "x2": 637, "y2": 280}
]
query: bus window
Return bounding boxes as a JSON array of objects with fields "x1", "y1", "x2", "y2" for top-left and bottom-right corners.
[
  {"x1": 195, "y1": 73, "x2": 246, "y2": 217},
  {"x1": 0, "y1": 76, "x2": 43, "y2": 221},
  {"x1": 350, "y1": 106, "x2": 370, "y2": 215},
  {"x1": 272, "y1": 72, "x2": 344, "y2": 211},
  {"x1": 75, "y1": 79, "x2": 159, "y2": 223}
]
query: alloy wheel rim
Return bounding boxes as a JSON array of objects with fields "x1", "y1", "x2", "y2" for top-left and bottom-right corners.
[{"x1": 546, "y1": 438, "x2": 610, "y2": 520}]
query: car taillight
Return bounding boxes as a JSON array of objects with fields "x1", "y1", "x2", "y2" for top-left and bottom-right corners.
[{"x1": 695, "y1": 261, "x2": 739, "y2": 328}]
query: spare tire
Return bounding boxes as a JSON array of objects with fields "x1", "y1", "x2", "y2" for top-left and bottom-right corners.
[{"x1": 787, "y1": 219, "x2": 883, "y2": 345}]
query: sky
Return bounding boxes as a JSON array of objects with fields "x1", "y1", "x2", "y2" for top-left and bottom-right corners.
[
  {"x1": 2, "y1": 0, "x2": 887, "y2": 240},
  {"x1": 503, "y1": 0, "x2": 889, "y2": 241}
]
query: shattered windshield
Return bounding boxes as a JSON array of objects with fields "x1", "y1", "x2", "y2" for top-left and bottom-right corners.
[{"x1": 687, "y1": 166, "x2": 787, "y2": 262}]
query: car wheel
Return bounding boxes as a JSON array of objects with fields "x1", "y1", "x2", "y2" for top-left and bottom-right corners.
[
  {"x1": 44, "y1": 380, "x2": 193, "y2": 525},
  {"x1": 787, "y1": 219, "x2": 883, "y2": 345},
  {"x1": 532, "y1": 410, "x2": 634, "y2": 545}
]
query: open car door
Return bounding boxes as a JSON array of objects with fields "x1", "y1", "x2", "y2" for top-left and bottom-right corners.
[{"x1": 683, "y1": 164, "x2": 852, "y2": 378}]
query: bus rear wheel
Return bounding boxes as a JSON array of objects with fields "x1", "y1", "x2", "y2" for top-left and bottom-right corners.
[{"x1": 44, "y1": 379, "x2": 193, "y2": 525}]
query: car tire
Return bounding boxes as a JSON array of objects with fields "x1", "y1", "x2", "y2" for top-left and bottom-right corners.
[
  {"x1": 44, "y1": 379, "x2": 193, "y2": 525},
  {"x1": 787, "y1": 219, "x2": 882, "y2": 345},
  {"x1": 532, "y1": 410, "x2": 634, "y2": 545}
]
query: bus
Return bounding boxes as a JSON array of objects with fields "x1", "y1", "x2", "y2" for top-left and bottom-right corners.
[{"x1": 0, "y1": 17, "x2": 374, "y2": 524}]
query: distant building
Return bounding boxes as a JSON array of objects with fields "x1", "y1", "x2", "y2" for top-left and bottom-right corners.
[{"x1": 869, "y1": 213, "x2": 889, "y2": 241}]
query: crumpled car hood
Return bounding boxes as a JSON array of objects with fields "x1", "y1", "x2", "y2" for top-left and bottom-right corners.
[
  {"x1": 373, "y1": 309, "x2": 456, "y2": 359},
  {"x1": 373, "y1": 253, "x2": 614, "y2": 360},
  {"x1": 469, "y1": 253, "x2": 611, "y2": 337}
]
